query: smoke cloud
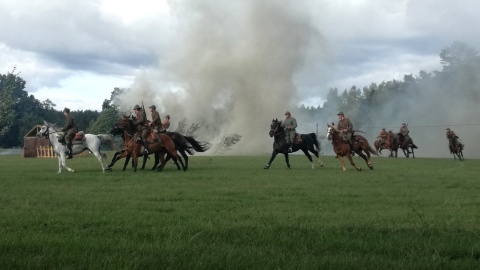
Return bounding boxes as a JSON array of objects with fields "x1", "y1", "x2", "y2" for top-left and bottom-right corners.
[{"x1": 119, "y1": 0, "x2": 326, "y2": 155}]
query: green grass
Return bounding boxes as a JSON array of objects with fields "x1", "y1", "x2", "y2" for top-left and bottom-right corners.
[{"x1": 1, "y1": 153, "x2": 480, "y2": 269}]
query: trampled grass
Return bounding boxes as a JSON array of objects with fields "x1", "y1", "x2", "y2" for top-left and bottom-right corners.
[{"x1": 1, "y1": 152, "x2": 479, "y2": 269}]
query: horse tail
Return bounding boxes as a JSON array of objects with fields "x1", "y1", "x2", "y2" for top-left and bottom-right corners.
[
  {"x1": 185, "y1": 136, "x2": 211, "y2": 153},
  {"x1": 306, "y1": 133, "x2": 320, "y2": 152},
  {"x1": 97, "y1": 134, "x2": 120, "y2": 151},
  {"x1": 368, "y1": 144, "x2": 379, "y2": 156}
]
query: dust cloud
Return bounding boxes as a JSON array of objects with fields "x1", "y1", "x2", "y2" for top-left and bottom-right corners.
[{"x1": 119, "y1": 0, "x2": 326, "y2": 155}]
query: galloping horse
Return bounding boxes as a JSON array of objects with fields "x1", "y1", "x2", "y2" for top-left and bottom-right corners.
[
  {"x1": 37, "y1": 121, "x2": 113, "y2": 173},
  {"x1": 374, "y1": 131, "x2": 398, "y2": 158},
  {"x1": 110, "y1": 118, "x2": 210, "y2": 170},
  {"x1": 108, "y1": 116, "x2": 187, "y2": 172},
  {"x1": 327, "y1": 123, "x2": 377, "y2": 171},
  {"x1": 264, "y1": 118, "x2": 323, "y2": 169},
  {"x1": 449, "y1": 137, "x2": 464, "y2": 161},
  {"x1": 397, "y1": 133, "x2": 416, "y2": 158}
]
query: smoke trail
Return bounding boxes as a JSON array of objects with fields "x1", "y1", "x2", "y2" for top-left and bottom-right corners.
[{"x1": 119, "y1": 0, "x2": 324, "y2": 154}]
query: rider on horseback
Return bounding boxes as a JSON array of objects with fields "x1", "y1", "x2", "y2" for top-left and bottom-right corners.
[
  {"x1": 281, "y1": 111, "x2": 297, "y2": 153},
  {"x1": 377, "y1": 128, "x2": 387, "y2": 148},
  {"x1": 337, "y1": 111, "x2": 357, "y2": 153},
  {"x1": 399, "y1": 123, "x2": 418, "y2": 148},
  {"x1": 133, "y1": 104, "x2": 149, "y2": 154},
  {"x1": 149, "y1": 105, "x2": 161, "y2": 133},
  {"x1": 446, "y1": 128, "x2": 463, "y2": 150},
  {"x1": 60, "y1": 107, "x2": 78, "y2": 159},
  {"x1": 160, "y1": 114, "x2": 171, "y2": 133}
]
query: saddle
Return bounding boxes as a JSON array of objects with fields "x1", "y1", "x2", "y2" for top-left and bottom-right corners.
[
  {"x1": 294, "y1": 133, "x2": 303, "y2": 144},
  {"x1": 58, "y1": 131, "x2": 85, "y2": 145}
]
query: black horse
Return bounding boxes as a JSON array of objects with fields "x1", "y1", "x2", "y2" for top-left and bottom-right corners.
[
  {"x1": 397, "y1": 133, "x2": 417, "y2": 158},
  {"x1": 264, "y1": 118, "x2": 323, "y2": 169}
]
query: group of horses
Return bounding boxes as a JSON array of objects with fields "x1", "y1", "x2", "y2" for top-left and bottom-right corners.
[
  {"x1": 373, "y1": 130, "x2": 417, "y2": 158},
  {"x1": 36, "y1": 116, "x2": 464, "y2": 173},
  {"x1": 37, "y1": 117, "x2": 210, "y2": 173},
  {"x1": 263, "y1": 119, "x2": 377, "y2": 172}
]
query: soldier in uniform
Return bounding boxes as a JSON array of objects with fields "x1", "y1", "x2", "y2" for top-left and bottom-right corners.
[
  {"x1": 160, "y1": 114, "x2": 170, "y2": 133},
  {"x1": 446, "y1": 128, "x2": 461, "y2": 149},
  {"x1": 399, "y1": 123, "x2": 417, "y2": 148},
  {"x1": 377, "y1": 128, "x2": 387, "y2": 148},
  {"x1": 337, "y1": 111, "x2": 354, "y2": 146},
  {"x1": 60, "y1": 107, "x2": 78, "y2": 159},
  {"x1": 281, "y1": 111, "x2": 297, "y2": 153},
  {"x1": 133, "y1": 104, "x2": 149, "y2": 154},
  {"x1": 149, "y1": 105, "x2": 161, "y2": 132}
]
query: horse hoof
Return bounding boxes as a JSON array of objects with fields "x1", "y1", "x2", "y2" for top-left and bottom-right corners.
[
  {"x1": 368, "y1": 164, "x2": 374, "y2": 170},
  {"x1": 263, "y1": 165, "x2": 269, "y2": 169}
]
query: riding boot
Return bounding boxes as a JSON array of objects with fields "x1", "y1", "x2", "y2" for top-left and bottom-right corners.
[
  {"x1": 287, "y1": 142, "x2": 292, "y2": 153},
  {"x1": 143, "y1": 141, "x2": 149, "y2": 154},
  {"x1": 67, "y1": 142, "x2": 73, "y2": 159},
  {"x1": 410, "y1": 139, "x2": 418, "y2": 149}
]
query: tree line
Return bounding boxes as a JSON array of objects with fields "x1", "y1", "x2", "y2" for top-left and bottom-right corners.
[{"x1": 1, "y1": 41, "x2": 478, "y2": 148}]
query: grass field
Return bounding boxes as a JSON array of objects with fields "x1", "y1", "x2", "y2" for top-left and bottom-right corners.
[{"x1": 1, "y1": 152, "x2": 479, "y2": 269}]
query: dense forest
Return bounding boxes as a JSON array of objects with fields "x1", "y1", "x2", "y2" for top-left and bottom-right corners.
[{"x1": 1, "y1": 41, "x2": 479, "y2": 148}]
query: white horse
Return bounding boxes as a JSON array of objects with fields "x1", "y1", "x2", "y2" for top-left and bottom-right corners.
[{"x1": 36, "y1": 121, "x2": 113, "y2": 173}]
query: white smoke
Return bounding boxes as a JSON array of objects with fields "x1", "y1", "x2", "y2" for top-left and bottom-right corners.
[{"x1": 118, "y1": 0, "x2": 326, "y2": 155}]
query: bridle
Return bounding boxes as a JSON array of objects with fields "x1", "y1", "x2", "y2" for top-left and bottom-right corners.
[
  {"x1": 270, "y1": 121, "x2": 285, "y2": 137},
  {"x1": 39, "y1": 125, "x2": 59, "y2": 140}
]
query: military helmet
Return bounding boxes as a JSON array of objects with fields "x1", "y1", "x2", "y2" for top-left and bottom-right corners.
[
  {"x1": 133, "y1": 104, "x2": 141, "y2": 110},
  {"x1": 149, "y1": 105, "x2": 156, "y2": 110},
  {"x1": 446, "y1": 128, "x2": 450, "y2": 131},
  {"x1": 382, "y1": 128, "x2": 385, "y2": 130},
  {"x1": 402, "y1": 123, "x2": 406, "y2": 126},
  {"x1": 166, "y1": 115, "x2": 170, "y2": 119},
  {"x1": 63, "y1": 107, "x2": 70, "y2": 113},
  {"x1": 285, "y1": 111, "x2": 291, "y2": 115},
  {"x1": 337, "y1": 111, "x2": 344, "y2": 116}
]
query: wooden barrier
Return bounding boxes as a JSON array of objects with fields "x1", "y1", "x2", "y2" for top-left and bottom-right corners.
[{"x1": 36, "y1": 146, "x2": 56, "y2": 158}]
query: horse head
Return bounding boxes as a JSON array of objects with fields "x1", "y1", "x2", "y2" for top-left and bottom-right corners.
[
  {"x1": 327, "y1": 123, "x2": 339, "y2": 141},
  {"x1": 37, "y1": 121, "x2": 54, "y2": 138},
  {"x1": 269, "y1": 118, "x2": 283, "y2": 138}
]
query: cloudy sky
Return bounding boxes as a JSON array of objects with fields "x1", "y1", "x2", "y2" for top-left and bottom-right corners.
[
  {"x1": 2, "y1": 0, "x2": 478, "y2": 112},
  {"x1": 1, "y1": 0, "x2": 479, "y2": 156}
]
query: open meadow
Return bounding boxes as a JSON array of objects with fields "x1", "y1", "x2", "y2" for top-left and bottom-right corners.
[{"x1": 1, "y1": 152, "x2": 479, "y2": 269}]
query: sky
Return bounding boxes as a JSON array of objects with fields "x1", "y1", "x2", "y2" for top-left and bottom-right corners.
[{"x1": 1, "y1": 0, "x2": 479, "y2": 156}]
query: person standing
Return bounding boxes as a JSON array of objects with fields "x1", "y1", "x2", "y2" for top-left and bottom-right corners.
[
  {"x1": 281, "y1": 111, "x2": 297, "y2": 153},
  {"x1": 61, "y1": 107, "x2": 78, "y2": 159},
  {"x1": 149, "y1": 105, "x2": 161, "y2": 132},
  {"x1": 133, "y1": 104, "x2": 149, "y2": 154}
]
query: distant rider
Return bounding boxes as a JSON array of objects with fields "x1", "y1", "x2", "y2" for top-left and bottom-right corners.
[
  {"x1": 60, "y1": 107, "x2": 78, "y2": 159},
  {"x1": 133, "y1": 104, "x2": 149, "y2": 154},
  {"x1": 399, "y1": 123, "x2": 417, "y2": 148},
  {"x1": 377, "y1": 128, "x2": 387, "y2": 148},
  {"x1": 281, "y1": 111, "x2": 297, "y2": 153}
]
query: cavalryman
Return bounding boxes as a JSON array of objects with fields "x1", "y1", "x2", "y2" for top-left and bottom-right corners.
[
  {"x1": 378, "y1": 128, "x2": 387, "y2": 148},
  {"x1": 149, "y1": 105, "x2": 161, "y2": 132},
  {"x1": 133, "y1": 104, "x2": 149, "y2": 154},
  {"x1": 337, "y1": 111, "x2": 354, "y2": 146},
  {"x1": 281, "y1": 111, "x2": 297, "y2": 153},
  {"x1": 399, "y1": 123, "x2": 417, "y2": 148},
  {"x1": 160, "y1": 114, "x2": 170, "y2": 133},
  {"x1": 60, "y1": 107, "x2": 78, "y2": 159},
  {"x1": 446, "y1": 128, "x2": 461, "y2": 148}
]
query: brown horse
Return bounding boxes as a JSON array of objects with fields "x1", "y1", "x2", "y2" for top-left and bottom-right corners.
[
  {"x1": 448, "y1": 137, "x2": 464, "y2": 161},
  {"x1": 375, "y1": 131, "x2": 399, "y2": 158},
  {"x1": 108, "y1": 116, "x2": 186, "y2": 172},
  {"x1": 327, "y1": 123, "x2": 377, "y2": 171}
]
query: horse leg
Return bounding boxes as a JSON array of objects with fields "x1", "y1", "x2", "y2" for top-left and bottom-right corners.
[
  {"x1": 92, "y1": 150, "x2": 109, "y2": 172},
  {"x1": 411, "y1": 147, "x2": 415, "y2": 158},
  {"x1": 346, "y1": 154, "x2": 361, "y2": 171},
  {"x1": 301, "y1": 149, "x2": 314, "y2": 169},
  {"x1": 337, "y1": 155, "x2": 347, "y2": 171},
  {"x1": 308, "y1": 145, "x2": 323, "y2": 167},
  {"x1": 151, "y1": 152, "x2": 160, "y2": 170},
  {"x1": 264, "y1": 151, "x2": 279, "y2": 169},
  {"x1": 356, "y1": 150, "x2": 373, "y2": 170},
  {"x1": 180, "y1": 150, "x2": 189, "y2": 170},
  {"x1": 157, "y1": 153, "x2": 167, "y2": 172},
  {"x1": 58, "y1": 153, "x2": 75, "y2": 173},
  {"x1": 283, "y1": 153, "x2": 291, "y2": 169}
]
